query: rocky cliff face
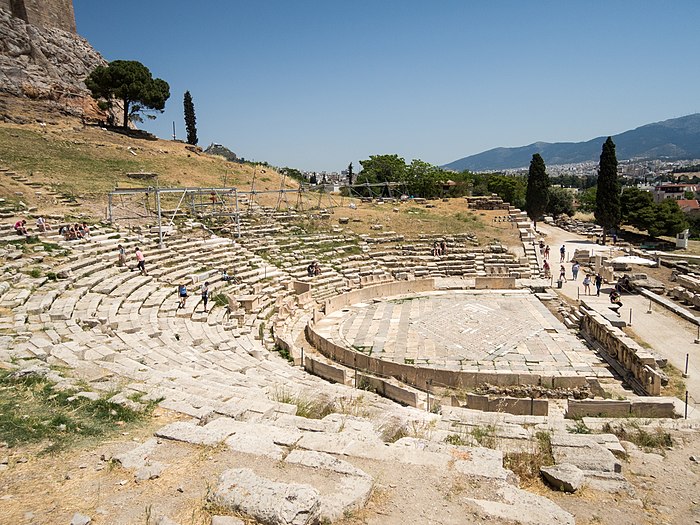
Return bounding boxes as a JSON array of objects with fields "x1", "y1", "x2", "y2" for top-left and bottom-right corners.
[{"x1": 0, "y1": 6, "x2": 105, "y2": 118}]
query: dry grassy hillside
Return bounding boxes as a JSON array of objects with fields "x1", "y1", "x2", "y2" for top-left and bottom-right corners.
[{"x1": 0, "y1": 97, "x2": 518, "y2": 244}]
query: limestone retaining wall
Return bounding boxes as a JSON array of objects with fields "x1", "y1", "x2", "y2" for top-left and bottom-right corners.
[
  {"x1": 474, "y1": 276, "x2": 516, "y2": 289},
  {"x1": 465, "y1": 393, "x2": 549, "y2": 416},
  {"x1": 303, "y1": 356, "x2": 347, "y2": 384},
  {"x1": 357, "y1": 374, "x2": 419, "y2": 407},
  {"x1": 579, "y1": 307, "x2": 662, "y2": 396},
  {"x1": 566, "y1": 398, "x2": 675, "y2": 418},
  {"x1": 324, "y1": 279, "x2": 435, "y2": 315}
]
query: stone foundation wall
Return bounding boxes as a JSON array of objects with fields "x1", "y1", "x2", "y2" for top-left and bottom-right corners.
[
  {"x1": 474, "y1": 276, "x2": 516, "y2": 289},
  {"x1": 465, "y1": 393, "x2": 549, "y2": 416},
  {"x1": 579, "y1": 307, "x2": 662, "y2": 396},
  {"x1": 566, "y1": 398, "x2": 675, "y2": 418},
  {"x1": 465, "y1": 195, "x2": 510, "y2": 210},
  {"x1": 304, "y1": 356, "x2": 346, "y2": 384},
  {"x1": 324, "y1": 279, "x2": 435, "y2": 315}
]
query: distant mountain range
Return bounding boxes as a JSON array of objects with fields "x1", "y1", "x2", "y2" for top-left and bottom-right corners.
[{"x1": 442, "y1": 113, "x2": 700, "y2": 172}]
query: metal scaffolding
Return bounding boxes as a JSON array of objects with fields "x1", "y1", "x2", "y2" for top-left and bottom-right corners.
[{"x1": 107, "y1": 181, "x2": 408, "y2": 246}]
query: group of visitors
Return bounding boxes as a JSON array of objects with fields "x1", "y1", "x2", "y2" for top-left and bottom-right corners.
[
  {"x1": 307, "y1": 261, "x2": 321, "y2": 277},
  {"x1": 538, "y1": 240, "x2": 551, "y2": 260},
  {"x1": 177, "y1": 281, "x2": 210, "y2": 311},
  {"x1": 117, "y1": 245, "x2": 148, "y2": 276},
  {"x1": 14, "y1": 217, "x2": 89, "y2": 240},
  {"x1": 432, "y1": 240, "x2": 448, "y2": 256},
  {"x1": 581, "y1": 273, "x2": 603, "y2": 296},
  {"x1": 58, "y1": 222, "x2": 90, "y2": 241}
]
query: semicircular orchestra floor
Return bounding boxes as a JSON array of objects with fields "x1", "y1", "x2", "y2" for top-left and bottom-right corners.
[{"x1": 314, "y1": 290, "x2": 606, "y2": 377}]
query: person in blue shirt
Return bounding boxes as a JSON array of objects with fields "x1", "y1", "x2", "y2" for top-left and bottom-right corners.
[{"x1": 178, "y1": 283, "x2": 188, "y2": 309}]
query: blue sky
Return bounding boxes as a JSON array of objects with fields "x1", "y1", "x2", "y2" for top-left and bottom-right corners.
[{"x1": 73, "y1": 1, "x2": 700, "y2": 172}]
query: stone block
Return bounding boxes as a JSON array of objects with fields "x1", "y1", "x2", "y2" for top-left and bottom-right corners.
[
  {"x1": 540, "y1": 464, "x2": 584, "y2": 493},
  {"x1": 212, "y1": 468, "x2": 321, "y2": 525},
  {"x1": 566, "y1": 399, "x2": 631, "y2": 419},
  {"x1": 304, "y1": 356, "x2": 346, "y2": 384}
]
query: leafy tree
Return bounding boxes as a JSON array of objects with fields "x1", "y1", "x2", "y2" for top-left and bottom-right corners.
[
  {"x1": 488, "y1": 175, "x2": 526, "y2": 209},
  {"x1": 309, "y1": 173, "x2": 318, "y2": 185},
  {"x1": 183, "y1": 90, "x2": 198, "y2": 145},
  {"x1": 86, "y1": 60, "x2": 170, "y2": 129},
  {"x1": 578, "y1": 186, "x2": 597, "y2": 212},
  {"x1": 358, "y1": 154, "x2": 406, "y2": 183},
  {"x1": 404, "y1": 159, "x2": 442, "y2": 198},
  {"x1": 546, "y1": 187, "x2": 575, "y2": 217},
  {"x1": 595, "y1": 137, "x2": 621, "y2": 244},
  {"x1": 620, "y1": 187, "x2": 687, "y2": 237},
  {"x1": 621, "y1": 187, "x2": 654, "y2": 225},
  {"x1": 525, "y1": 153, "x2": 550, "y2": 228},
  {"x1": 647, "y1": 199, "x2": 688, "y2": 237}
]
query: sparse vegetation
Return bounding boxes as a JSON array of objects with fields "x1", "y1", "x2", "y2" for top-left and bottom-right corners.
[
  {"x1": 274, "y1": 344, "x2": 294, "y2": 363},
  {"x1": 567, "y1": 418, "x2": 592, "y2": 434},
  {"x1": 0, "y1": 370, "x2": 159, "y2": 453},
  {"x1": 602, "y1": 421, "x2": 672, "y2": 453},
  {"x1": 503, "y1": 430, "x2": 554, "y2": 483},
  {"x1": 444, "y1": 433, "x2": 469, "y2": 446},
  {"x1": 380, "y1": 417, "x2": 409, "y2": 443},
  {"x1": 471, "y1": 424, "x2": 497, "y2": 448},
  {"x1": 212, "y1": 293, "x2": 228, "y2": 307},
  {"x1": 271, "y1": 387, "x2": 335, "y2": 419}
]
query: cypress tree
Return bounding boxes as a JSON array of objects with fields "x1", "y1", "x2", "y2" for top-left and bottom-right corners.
[
  {"x1": 595, "y1": 137, "x2": 621, "y2": 244},
  {"x1": 348, "y1": 162, "x2": 354, "y2": 185},
  {"x1": 183, "y1": 90, "x2": 198, "y2": 145},
  {"x1": 525, "y1": 153, "x2": 550, "y2": 229}
]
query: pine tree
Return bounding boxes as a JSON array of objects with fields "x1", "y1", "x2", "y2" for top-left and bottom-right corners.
[
  {"x1": 525, "y1": 153, "x2": 550, "y2": 229},
  {"x1": 595, "y1": 137, "x2": 621, "y2": 244},
  {"x1": 183, "y1": 90, "x2": 198, "y2": 145}
]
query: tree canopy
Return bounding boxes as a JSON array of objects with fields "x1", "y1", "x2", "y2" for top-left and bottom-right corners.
[
  {"x1": 546, "y1": 187, "x2": 575, "y2": 217},
  {"x1": 183, "y1": 90, "x2": 198, "y2": 145},
  {"x1": 525, "y1": 153, "x2": 550, "y2": 227},
  {"x1": 358, "y1": 154, "x2": 407, "y2": 184},
  {"x1": 621, "y1": 188, "x2": 688, "y2": 237},
  {"x1": 594, "y1": 137, "x2": 621, "y2": 244},
  {"x1": 86, "y1": 60, "x2": 170, "y2": 129}
]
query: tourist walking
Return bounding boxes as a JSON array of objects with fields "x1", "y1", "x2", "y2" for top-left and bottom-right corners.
[
  {"x1": 582, "y1": 274, "x2": 591, "y2": 295},
  {"x1": 201, "y1": 281, "x2": 210, "y2": 312},
  {"x1": 571, "y1": 261, "x2": 580, "y2": 280},
  {"x1": 543, "y1": 260, "x2": 551, "y2": 278},
  {"x1": 559, "y1": 265, "x2": 567, "y2": 283},
  {"x1": 544, "y1": 245, "x2": 550, "y2": 260},
  {"x1": 178, "y1": 283, "x2": 188, "y2": 309},
  {"x1": 595, "y1": 273, "x2": 602, "y2": 296},
  {"x1": 134, "y1": 247, "x2": 147, "y2": 275},
  {"x1": 559, "y1": 244, "x2": 566, "y2": 263}
]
